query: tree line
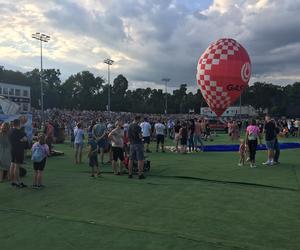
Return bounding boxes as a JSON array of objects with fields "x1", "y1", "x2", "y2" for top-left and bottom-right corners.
[{"x1": 0, "y1": 66, "x2": 299, "y2": 116}]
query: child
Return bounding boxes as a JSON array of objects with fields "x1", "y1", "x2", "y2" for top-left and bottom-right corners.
[
  {"x1": 238, "y1": 138, "x2": 246, "y2": 166},
  {"x1": 88, "y1": 137, "x2": 100, "y2": 177},
  {"x1": 32, "y1": 134, "x2": 49, "y2": 189}
]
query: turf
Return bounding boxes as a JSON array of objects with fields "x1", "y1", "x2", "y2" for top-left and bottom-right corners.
[{"x1": 1, "y1": 135, "x2": 300, "y2": 250}]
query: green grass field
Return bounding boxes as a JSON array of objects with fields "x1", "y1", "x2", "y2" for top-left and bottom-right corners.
[{"x1": 1, "y1": 135, "x2": 300, "y2": 250}]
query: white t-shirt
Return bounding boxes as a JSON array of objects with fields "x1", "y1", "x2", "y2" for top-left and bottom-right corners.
[
  {"x1": 140, "y1": 122, "x2": 151, "y2": 137},
  {"x1": 155, "y1": 123, "x2": 165, "y2": 135},
  {"x1": 74, "y1": 128, "x2": 84, "y2": 144}
]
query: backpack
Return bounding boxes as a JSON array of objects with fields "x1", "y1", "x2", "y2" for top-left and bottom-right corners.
[{"x1": 32, "y1": 144, "x2": 44, "y2": 163}]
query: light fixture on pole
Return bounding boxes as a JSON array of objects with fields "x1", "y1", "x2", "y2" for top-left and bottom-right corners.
[
  {"x1": 32, "y1": 32, "x2": 50, "y2": 123},
  {"x1": 162, "y1": 78, "x2": 170, "y2": 114},
  {"x1": 103, "y1": 58, "x2": 114, "y2": 113}
]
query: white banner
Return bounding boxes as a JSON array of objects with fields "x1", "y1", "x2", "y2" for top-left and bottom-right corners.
[{"x1": 0, "y1": 96, "x2": 20, "y2": 115}]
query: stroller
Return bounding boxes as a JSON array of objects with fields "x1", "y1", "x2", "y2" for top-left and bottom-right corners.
[{"x1": 123, "y1": 156, "x2": 151, "y2": 174}]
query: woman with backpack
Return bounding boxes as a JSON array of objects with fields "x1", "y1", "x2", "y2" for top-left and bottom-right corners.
[{"x1": 31, "y1": 134, "x2": 49, "y2": 189}]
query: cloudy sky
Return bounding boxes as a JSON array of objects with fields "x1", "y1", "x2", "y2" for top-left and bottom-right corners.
[{"x1": 1, "y1": 0, "x2": 300, "y2": 90}]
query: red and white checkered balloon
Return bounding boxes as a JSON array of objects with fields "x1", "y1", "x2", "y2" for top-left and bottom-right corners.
[{"x1": 196, "y1": 38, "x2": 251, "y2": 116}]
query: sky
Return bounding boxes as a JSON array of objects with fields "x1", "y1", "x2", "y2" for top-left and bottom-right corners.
[{"x1": 1, "y1": 0, "x2": 300, "y2": 91}]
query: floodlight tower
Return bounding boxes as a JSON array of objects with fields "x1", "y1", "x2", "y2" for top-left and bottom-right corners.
[
  {"x1": 103, "y1": 59, "x2": 114, "y2": 113},
  {"x1": 162, "y1": 78, "x2": 170, "y2": 114},
  {"x1": 32, "y1": 32, "x2": 50, "y2": 123}
]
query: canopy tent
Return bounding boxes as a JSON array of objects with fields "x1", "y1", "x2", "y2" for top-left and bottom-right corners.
[{"x1": 0, "y1": 96, "x2": 20, "y2": 115}]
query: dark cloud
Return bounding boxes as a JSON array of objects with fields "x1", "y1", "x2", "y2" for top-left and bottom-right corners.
[
  {"x1": 1, "y1": 0, "x2": 300, "y2": 88},
  {"x1": 45, "y1": 1, "x2": 127, "y2": 48}
]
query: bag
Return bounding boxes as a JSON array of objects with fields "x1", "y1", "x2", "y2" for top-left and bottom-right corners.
[
  {"x1": 125, "y1": 159, "x2": 151, "y2": 174},
  {"x1": 32, "y1": 144, "x2": 44, "y2": 162},
  {"x1": 248, "y1": 132, "x2": 257, "y2": 140}
]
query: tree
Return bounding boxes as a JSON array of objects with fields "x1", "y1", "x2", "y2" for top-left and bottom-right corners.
[
  {"x1": 43, "y1": 69, "x2": 62, "y2": 108},
  {"x1": 2, "y1": 66, "x2": 300, "y2": 116},
  {"x1": 61, "y1": 71, "x2": 104, "y2": 110},
  {"x1": 112, "y1": 74, "x2": 128, "y2": 111}
]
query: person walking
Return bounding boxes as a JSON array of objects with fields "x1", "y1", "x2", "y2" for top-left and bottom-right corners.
[{"x1": 128, "y1": 115, "x2": 145, "y2": 179}]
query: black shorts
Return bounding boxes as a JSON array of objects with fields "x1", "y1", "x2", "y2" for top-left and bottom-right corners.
[
  {"x1": 89, "y1": 155, "x2": 98, "y2": 167},
  {"x1": 143, "y1": 136, "x2": 150, "y2": 144},
  {"x1": 156, "y1": 134, "x2": 165, "y2": 144},
  {"x1": 112, "y1": 147, "x2": 124, "y2": 162},
  {"x1": 11, "y1": 150, "x2": 24, "y2": 164},
  {"x1": 33, "y1": 158, "x2": 47, "y2": 171},
  {"x1": 180, "y1": 138, "x2": 187, "y2": 145}
]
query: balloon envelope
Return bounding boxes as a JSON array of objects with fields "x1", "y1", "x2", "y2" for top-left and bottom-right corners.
[{"x1": 196, "y1": 38, "x2": 251, "y2": 116}]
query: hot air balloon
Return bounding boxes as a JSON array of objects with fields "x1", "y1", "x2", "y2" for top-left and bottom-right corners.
[{"x1": 196, "y1": 38, "x2": 251, "y2": 117}]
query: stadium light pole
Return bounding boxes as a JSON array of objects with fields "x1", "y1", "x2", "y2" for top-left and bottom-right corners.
[
  {"x1": 32, "y1": 32, "x2": 50, "y2": 123},
  {"x1": 103, "y1": 59, "x2": 114, "y2": 114},
  {"x1": 162, "y1": 78, "x2": 170, "y2": 114}
]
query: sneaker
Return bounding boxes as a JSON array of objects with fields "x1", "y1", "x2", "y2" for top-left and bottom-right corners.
[
  {"x1": 12, "y1": 182, "x2": 21, "y2": 188},
  {"x1": 273, "y1": 161, "x2": 280, "y2": 165},
  {"x1": 262, "y1": 161, "x2": 271, "y2": 166},
  {"x1": 128, "y1": 174, "x2": 133, "y2": 179},
  {"x1": 250, "y1": 164, "x2": 257, "y2": 168},
  {"x1": 138, "y1": 174, "x2": 146, "y2": 180},
  {"x1": 32, "y1": 184, "x2": 38, "y2": 189},
  {"x1": 238, "y1": 163, "x2": 243, "y2": 167},
  {"x1": 19, "y1": 182, "x2": 27, "y2": 188}
]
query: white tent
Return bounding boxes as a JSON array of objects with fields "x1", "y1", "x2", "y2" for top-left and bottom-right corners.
[{"x1": 0, "y1": 96, "x2": 20, "y2": 115}]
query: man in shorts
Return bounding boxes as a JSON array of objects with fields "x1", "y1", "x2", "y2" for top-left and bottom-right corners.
[
  {"x1": 92, "y1": 118, "x2": 107, "y2": 164},
  {"x1": 108, "y1": 120, "x2": 125, "y2": 175},
  {"x1": 9, "y1": 119, "x2": 27, "y2": 188},
  {"x1": 263, "y1": 115, "x2": 276, "y2": 166},
  {"x1": 140, "y1": 117, "x2": 151, "y2": 153},
  {"x1": 154, "y1": 119, "x2": 166, "y2": 153},
  {"x1": 194, "y1": 118, "x2": 204, "y2": 151},
  {"x1": 128, "y1": 115, "x2": 145, "y2": 179}
]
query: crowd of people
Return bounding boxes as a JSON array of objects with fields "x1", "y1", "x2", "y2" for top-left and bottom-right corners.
[{"x1": 0, "y1": 107, "x2": 299, "y2": 189}]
